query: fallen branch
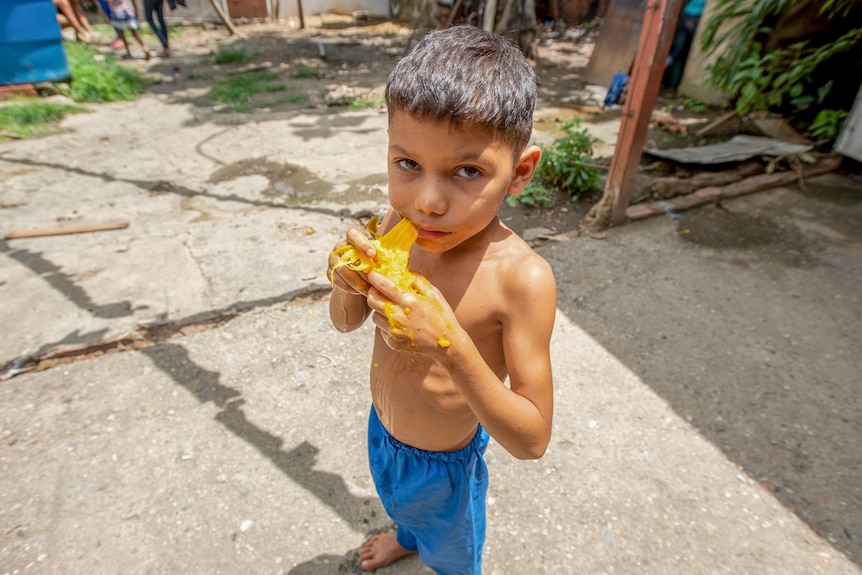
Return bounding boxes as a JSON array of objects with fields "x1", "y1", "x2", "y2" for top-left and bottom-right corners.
[
  {"x1": 224, "y1": 62, "x2": 274, "y2": 76},
  {"x1": 626, "y1": 154, "x2": 842, "y2": 221},
  {"x1": 696, "y1": 110, "x2": 737, "y2": 138},
  {"x1": 5, "y1": 221, "x2": 129, "y2": 240}
]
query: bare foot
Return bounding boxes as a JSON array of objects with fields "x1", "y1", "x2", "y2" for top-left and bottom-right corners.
[{"x1": 359, "y1": 532, "x2": 416, "y2": 571}]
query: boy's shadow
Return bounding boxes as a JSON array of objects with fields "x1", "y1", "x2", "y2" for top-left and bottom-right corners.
[
  {"x1": 141, "y1": 342, "x2": 375, "y2": 531},
  {"x1": 286, "y1": 544, "x2": 433, "y2": 574}
]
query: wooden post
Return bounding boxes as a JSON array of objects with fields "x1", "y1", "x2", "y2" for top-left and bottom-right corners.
[{"x1": 583, "y1": 0, "x2": 685, "y2": 229}]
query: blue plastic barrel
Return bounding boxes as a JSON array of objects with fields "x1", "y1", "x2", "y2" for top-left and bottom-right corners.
[{"x1": 0, "y1": 0, "x2": 71, "y2": 86}]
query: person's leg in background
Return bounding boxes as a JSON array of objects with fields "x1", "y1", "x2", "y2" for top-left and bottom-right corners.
[{"x1": 143, "y1": 0, "x2": 171, "y2": 56}]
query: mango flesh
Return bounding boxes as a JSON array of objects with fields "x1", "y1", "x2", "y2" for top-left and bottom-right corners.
[{"x1": 331, "y1": 217, "x2": 450, "y2": 347}]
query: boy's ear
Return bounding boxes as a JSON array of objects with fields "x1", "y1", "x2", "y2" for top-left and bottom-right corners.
[{"x1": 508, "y1": 145, "x2": 542, "y2": 196}]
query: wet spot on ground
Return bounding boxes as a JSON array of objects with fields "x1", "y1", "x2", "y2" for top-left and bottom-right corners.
[
  {"x1": 676, "y1": 206, "x2": 816, "y2": 267},
  {"x1": 209, "y1": 157, "x2": 332, "y2": 204}
]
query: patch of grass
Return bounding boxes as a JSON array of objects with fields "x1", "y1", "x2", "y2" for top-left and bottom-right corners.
[
  {"x1": 210, "y1": 71, "x2": 286, "y2": 112},
  {"x1": 212, "y1": 47, "x2": 254, "y2": 64},
  {"x1": 290, "y1": 68, "x2": 318, "y2": 79},
  {"x1": 349, "y1": 96, "x2": 384, "y2": 111},
  {"x1": 65, "y1": 41, "x2": 144, "y2": 102},
  {"x1": 0, "y1": 100, "x2": 88, "y2": 139},
  {"x1": 187, "y1": 71, "x2": 215, "y2": 81},
  {"x1": 682, "y1": 98, "x2": 708, "y2": 114}
]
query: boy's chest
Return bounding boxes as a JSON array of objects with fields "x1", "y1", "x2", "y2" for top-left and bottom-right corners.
[{"x1": 423, "y1": 263, "x2": 505, "y2": 352}]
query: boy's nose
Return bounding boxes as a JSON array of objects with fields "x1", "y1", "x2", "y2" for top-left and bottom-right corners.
[{"x1": 414, "y1": 177, "x2": 447, "y2": 215}]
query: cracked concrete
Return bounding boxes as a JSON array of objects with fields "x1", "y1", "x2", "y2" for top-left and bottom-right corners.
[{"x1": 1, "y1": 33, "x2": 861, "y2": 574}]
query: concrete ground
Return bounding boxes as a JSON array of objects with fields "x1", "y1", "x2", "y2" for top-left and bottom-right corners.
[{"x1": 1, "y1": 83, "x2": 861, "y2": 573}]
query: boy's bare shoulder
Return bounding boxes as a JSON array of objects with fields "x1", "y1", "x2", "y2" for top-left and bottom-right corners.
[{"x1": 486, "y1": 229, "x2": 556, "y2": 301}]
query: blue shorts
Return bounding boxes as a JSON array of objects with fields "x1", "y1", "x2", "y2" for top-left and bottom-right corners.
[{"x1": 367, "y1": 407, "x2": 490, "y2": 575}]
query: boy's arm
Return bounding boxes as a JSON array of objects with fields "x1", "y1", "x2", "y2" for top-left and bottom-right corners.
[
  {"x1": 326, "y1": 226, "x2": 381, "y2": 333},
  {"x1": 445, "y1": 255, "x2": 555, "y2": 459},
  {"x1": 328, "y1": 281, "x2": 371, "y2": 333},
  {"x1": 366, "y1": 254, "x2": 556, "y2": 459}
]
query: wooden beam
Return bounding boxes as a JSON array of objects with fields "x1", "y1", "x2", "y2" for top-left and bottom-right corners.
[
  {"x1": 584, "y1": 0, "x2": 685, "y2": 229},
  {"x1": 5, "y1": 222, "x2": 129, "y2": 240}
]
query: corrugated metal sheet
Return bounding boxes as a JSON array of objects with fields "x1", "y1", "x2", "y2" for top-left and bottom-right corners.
[{"x1": 835, "y1": 84, "x2": 862, "y2": 163}]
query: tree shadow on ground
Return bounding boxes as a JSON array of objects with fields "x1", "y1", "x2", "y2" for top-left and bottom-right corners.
[{"x1": 543, "y1": 180, "x2": 862, "y2": 564}]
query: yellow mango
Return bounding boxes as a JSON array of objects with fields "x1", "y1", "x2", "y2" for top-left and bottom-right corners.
[{"x1": 331, "y1": 217, "x2": 450, "y2": 347}]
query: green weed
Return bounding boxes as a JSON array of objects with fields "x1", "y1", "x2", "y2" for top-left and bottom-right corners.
[
  {"x1": 507, "y1": 182, "x2": 556, "y2": 209},
  {"x1": 0, "y1": 100, "x2": 87, "y2": 139},
  {"x1": 65, "y1": 42, "x2": 144, "y2": 102},
  {"x1": 682, "y1": 98, "x2": 708, "y2": 114},
  {"x1": 210, "y1": 71, "x2": 286, "y2": 112},
  {"x1": 187, "y1": 72, "x2": 215, "y2": 81},
  {"x1": 212, "y1": 47, "x2": 254, "y2": 64},
  {"x1": 348, "y1": 96, "x2": 384, "y2": 111},
  {"x1": 509, "y1": 119, "x2": 600, "y2": 208},
  {"x1": 290, "y1": 68, "x2": 318, "y2": 79},
  {"x1": 808, "y1": 109, "x2": 849, "y2": 142}
]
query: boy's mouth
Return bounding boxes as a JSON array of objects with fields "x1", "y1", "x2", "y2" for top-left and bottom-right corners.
[{"x1": 415, "y1": 225, "x2": 450, "y2": 240}]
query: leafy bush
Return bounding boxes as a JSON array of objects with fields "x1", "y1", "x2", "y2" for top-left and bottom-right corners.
[
  {"x1": 65, "y1": 42, "x2": 144, "y2": 103},
  {"x1": 808, "y1": 109, "x2": 849, "y2": 142},
  {"x1": 508, "y1": 119, "x2": 601, "y2": 208},
  {"x1": 702, "y1": 0, "x2": 862, "y2": 118}
]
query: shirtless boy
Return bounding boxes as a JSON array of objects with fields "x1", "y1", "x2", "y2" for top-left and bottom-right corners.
[{"x1": 327, "y1": 26, "x2": 556, "y2": 574}]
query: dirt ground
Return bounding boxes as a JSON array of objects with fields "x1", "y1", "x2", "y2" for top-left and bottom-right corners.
[{"x1": 7, "y1": 17, "x2": 861, "y2": 570}]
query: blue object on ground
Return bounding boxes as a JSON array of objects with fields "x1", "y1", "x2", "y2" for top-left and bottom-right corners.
[
  {"x1": 603, "y1": 71, "x2": 630, "y2": 109},
  {"x1": 0, "y1": 0, "x2": 71, "y2": 86}
]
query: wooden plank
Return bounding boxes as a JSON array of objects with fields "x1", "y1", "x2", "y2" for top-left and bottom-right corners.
[
  {"x1": 584, "y1": 0, "x2": 684, "y2": 228},
  {"x1": 5, "y1": 221, "x2": 129, "y2": 240},
  {"x1": 584, "y1": 0, "x2": 648, "y2": 87}
]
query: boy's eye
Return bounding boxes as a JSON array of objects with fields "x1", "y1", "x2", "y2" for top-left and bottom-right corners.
[
  {"x1": 397, "y1": 159, "x2": 419, "y2": 171},
  {"x1": 457, "y1": 166, "x2": 482, "y2": 179}
]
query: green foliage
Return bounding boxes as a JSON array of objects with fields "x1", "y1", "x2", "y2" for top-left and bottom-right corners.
[
  {"x1": 507, "y1": 119, "x2": 600, "y2": 208},
  {"x1": 212, "y1": 47, "x2": 254, "y2": 64},
  {"x1": 506, "y1": 182, "x2": 555, "y2": 208},
  {"x1": 808, "y1": 109, "x2": 849, "y2": 142},
  {"x1": 290, "y1": 68, "x2": 318, "y2": 79},
  {"x1": 537, "y1": 119, "x2": 600, "y2": 197},
  {"x1": 701, "y1": 0, "x2": 862, "y2": 118},
  {"x1": 348, "y1": 96, "x2": 384, "y2": 111},
  {"x1": 210, "y1": 72, "x2": 286, "y2": 112},
  {"x1": 682, "y1": 98, "x2": 707, "y2": 114},
  {"x1": 0, "y1": 100, "x2": 87, "y2": 139},
  {"x1": 65, "y1": 42, "x2": 144, "y2": 102}
]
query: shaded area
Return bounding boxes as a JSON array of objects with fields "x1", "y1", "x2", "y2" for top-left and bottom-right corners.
[
  {"x1": 1, "y1": 240, "x2": 137, "y2": 319},
  {"x1": 0, "y1": 283, "x2": 332, "y2": 380},
  {"x1": 141, "y1": 342, "x2": 377, "y2": 531},
  {"x1": 544, "y1": 179, "x2": 862, "y2": 562}
]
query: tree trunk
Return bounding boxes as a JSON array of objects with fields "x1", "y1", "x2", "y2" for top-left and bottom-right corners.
[
  {"x1": 495, "y1": 0, "x2": 538, "y2": 57},
  {"x1": 208, "y1": 0, "x2": 241, "y2": 35}
]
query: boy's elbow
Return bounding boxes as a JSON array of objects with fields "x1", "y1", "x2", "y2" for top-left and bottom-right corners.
[{"x1": 513, "y1": 437, "x2": 550, "y2": 460}]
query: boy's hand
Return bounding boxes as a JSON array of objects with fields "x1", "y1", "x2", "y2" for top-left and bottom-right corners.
[
  {"x1": 327, "y1": 228, "x2": 376, "y2": 295},
  {"x1": 366, "y1": 271, "x2": 459, "y2": 359}
]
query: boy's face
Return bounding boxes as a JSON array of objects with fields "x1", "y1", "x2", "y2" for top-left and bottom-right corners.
[{"x1": 386, "y1": 112, "x2": 538, "y2": 254}]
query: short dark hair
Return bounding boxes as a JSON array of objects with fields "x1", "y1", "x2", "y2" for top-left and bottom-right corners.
[{"x1": 385, "y1": 26, "x2": 537, "y2": 154}]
